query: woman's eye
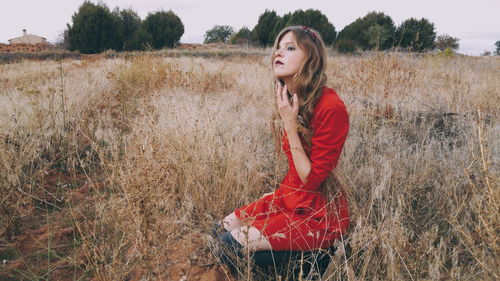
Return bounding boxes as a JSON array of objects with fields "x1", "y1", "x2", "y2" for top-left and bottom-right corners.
[{"x1": 287, "y1": 46, "x2": 295, "y2": 51}]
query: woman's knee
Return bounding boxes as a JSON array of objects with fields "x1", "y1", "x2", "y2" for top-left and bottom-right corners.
[
  {"x1": 230, "y1": 226, "x2": 272, "y2": 251},
  {"x1": 214, "y1": 231, "x2": 243, "y2": 272},
  {"x1": 222, "y1": 212, "x2": 242, "y2": 231}
]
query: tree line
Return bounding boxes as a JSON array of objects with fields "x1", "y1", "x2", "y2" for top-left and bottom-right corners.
[
  {"x1": 212, "y1": 10, "x2": 459, "y2": 53},
  {"x1": 64, "y1": 1, "x2": 183, "y2": 53},
  {"x1": 66, "y1": 2, "x2": 495, "y2": 55}
]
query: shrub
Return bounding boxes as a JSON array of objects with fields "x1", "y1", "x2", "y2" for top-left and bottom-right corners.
[
  {"x1": 66, "y1": 1, "x2": 124, "y2": 54},
  {"x1": 396, "y1": 18, "x2": 436, "y2": 52},
  {"x1": 251, "y1": 10, "x2": 279, "y2": 46},
  {"x1": 335, "y1": 38, "x2": 357, "y2": 54},
  {"x1": 337, "y1": 11, "x2": 396, "y2": 51},
  {"x1": 204, "y1": 25, "x2": 235, "y2": 44},
  {"x1": 230, "y1": 27, "x2": 252, "y2": 45},
  {"x1": 285, "y1": 9, "x2": 336, "y2": 45},
  {"x1": 143, "y1": 10, "x2": 184, "y2": 49},
  {"x1": 117, "y1": 8, "x2": 143, "y2": 51},
  {"x1": 435, "y1": 47, "x2": 456, "y2": 58},
  {"x1": 435, "y1": 34, "x2": 460, "y2": 51}
]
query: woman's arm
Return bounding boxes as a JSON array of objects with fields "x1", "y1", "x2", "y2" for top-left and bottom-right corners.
[
  {"x1": 285, "y1": 127, "x2": 311, "y2": 182},
  {"x1": 277, "y1": 85, "x2": 349, "y2": 190},
  {"x1": 276, "y1": 84, "x2": 311, "y2": 182}
]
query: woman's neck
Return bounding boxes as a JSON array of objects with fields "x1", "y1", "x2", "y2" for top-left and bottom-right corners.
[{"x1": 283, "y1": 78, "x2": 297, "y2": 95}]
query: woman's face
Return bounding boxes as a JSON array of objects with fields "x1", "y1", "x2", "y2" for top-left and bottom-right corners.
[{"x1": 273, "y1": 32, "x2": 306, "y2": 81}]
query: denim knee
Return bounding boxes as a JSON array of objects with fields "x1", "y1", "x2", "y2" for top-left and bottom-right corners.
[{"x1": 214, "y1": 231, "x2": 243, "y2": 271}]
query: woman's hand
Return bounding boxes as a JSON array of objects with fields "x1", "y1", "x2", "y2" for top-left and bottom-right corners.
[
  {"x1": 276, "y1": 84, "x2": 299, "y2": 132},
  {"x1": 275, "y1": 83, "x2": 311, "y2": 182}
]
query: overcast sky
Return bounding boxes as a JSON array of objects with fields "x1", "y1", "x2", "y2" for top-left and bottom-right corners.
[{"x1": 1, "y1": 0, "x2": 499, "y2": 55}]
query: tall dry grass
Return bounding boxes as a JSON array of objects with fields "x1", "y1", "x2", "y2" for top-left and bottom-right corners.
[{"x1": 0, "y1": 51, "x2": 498, "y2": 280}]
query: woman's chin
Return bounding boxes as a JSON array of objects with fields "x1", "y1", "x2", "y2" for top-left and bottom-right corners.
[{"x1": 274, "y1": 73, "x2": 290, "y2": 80}]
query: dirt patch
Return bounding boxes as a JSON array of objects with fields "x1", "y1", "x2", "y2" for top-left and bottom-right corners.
[
  {"x1": 0, "y1": 169, "x2": 96, "y2": 280},
  {"x1": 125, "y1": 233, "x2": 234, "y2": 281},
  {"x1": 0, "y1": 220, "x2": 83, "y2": 280},
  {"x1": 0, "y1": 167, "x2": 234, "y2": 280}
]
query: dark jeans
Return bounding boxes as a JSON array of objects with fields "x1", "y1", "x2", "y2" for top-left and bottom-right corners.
[{"x1": 214, "y1": 231, "x2": 335, "y2": 280}]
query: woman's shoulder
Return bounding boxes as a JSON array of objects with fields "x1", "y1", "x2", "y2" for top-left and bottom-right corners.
[{"x1": 315, "y1": 86, "x2": 347, "y2": 115}]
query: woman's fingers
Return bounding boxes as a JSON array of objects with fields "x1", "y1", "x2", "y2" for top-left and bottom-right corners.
[
  {"x1": 281, "y1": 84, "x2": 288, "y2": 105},
  {"x1": 276, "y1": 83, "x2": 290, "y2": 109},
  {"x1": 276, "y1": 83, "x2": 299, "y2": 115},
  {"x1": 275, "y1": 83, "x2": 283, "y2": 104},
  {"x1": 275, "y1": 84, "x2": 298, "y2": 128},
  {"x1": 292, "y1": 93, "x2": 299, "y2": 112}
]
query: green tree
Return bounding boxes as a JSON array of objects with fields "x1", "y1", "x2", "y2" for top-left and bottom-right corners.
[
  {"x1": 335, "y1": 38, "x2": 357, "y2": 54},
  {"x1": 117, "y1": 8, "x2": 142, "y2": 50},
  {"x1": 269, "y1": 12, "x2": 291, "y2": 44},
  {"x1": 252, "y1": 10, "x2": 279, "y2": 46},
  {"x1": 66, "y1": 1, "x2": 124, "y2": 54},
  {"x1": 128, "y1": 27, "x2": 154, "y2": 50},
  {"x1": 282, "y1": 9, "x2": 336, "y2": 45},
  {"x1": 204, "y1": 25, "x2": 234, "y2": 44},
  {"x1": 435, "y1": 34, "x2": 460, "y2": 51},
  {"x1": 365, "y1": 24, "x2": 391, "y2": 51},
  {"x1": 337, "y1": 11, "x2": 396, "y2": 50},
  {"x1": 495, "y1": 40, "x2": 500, "y2": 55},
  {"x1": 230, "y1": 27, "x2": 252, "y2": 45},
  {"x1": 143, "y1": 10, "x2": 184, "y2": 49},
  {"x1": 481, "y1": 50, "x2": 492, "y2": 56},
  {"x1": 396, "y1": 18, "x2": 436, "y2": 52}
]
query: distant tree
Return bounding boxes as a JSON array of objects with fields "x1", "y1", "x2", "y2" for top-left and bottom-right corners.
[
  {"x1": 117, "y1": 8, "x2": 142, "y2": 50},
  {"x1": 264, "y1": 10, "x2": 336, "y2": 46},
  {"x1": 230, "y1": 27, "x2": 252, "y2": 45},
  {"x1": 495, "y1": 40, "x2": 500, "y2": 55},
  {"x1": 143, "y1": 10, "x2": 184, "y2": 49},
  {"x1": 128, "y1": 27, "x2": 154, "y2": 50},
  {"x1": 252, "y1": 10, "x2": 280, "y2": 46},
  {"x1": 335, "y1": 38, "x2": 357, "y2": 54},
  {"x1": 481, "y1": 50, "x2": 492, "y2": 56},
  {"x1": 66, "y1": 1, "x2": 124, "y2": 54},
  {"x1": 59, "y1": 29, "x2": 70, "y2": 49},
  {"x1": 268, "y1": 12, "x2": 291, "y2": 44},
  {"x1": 204, "y1": 25, "x2": 234, "y2": 44},
  {"x1": 280, "y1": 9, "x2": 336, "y2": 45},
  {"x1": 337, "y1": 11, "x2": 396, "y2": 50},
  {"x1": 435, "y1": 34, "x2": 460, "y2": 51},
  {"x1": 396, "y1": 18, "x2": 436, "y2": 52},
  {"x1": 365, "y1": 24, "x2": 391, "y2": 51}
]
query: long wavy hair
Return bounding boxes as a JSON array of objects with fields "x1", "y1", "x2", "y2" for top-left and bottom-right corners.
[{"x1": 271, "y1": 26, "x2": 328, "y2": 151}]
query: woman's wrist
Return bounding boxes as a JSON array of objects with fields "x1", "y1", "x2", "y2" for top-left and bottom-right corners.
[{"x1": 284, "y1": 121, "x2": 298, "y2": 134}]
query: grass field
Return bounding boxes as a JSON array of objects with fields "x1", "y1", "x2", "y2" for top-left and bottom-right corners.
[{"x1": 0, "y1": 49, "x2": 498, "y2": 280}]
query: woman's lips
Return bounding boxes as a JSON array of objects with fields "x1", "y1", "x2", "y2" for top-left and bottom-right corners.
[{"x1": 275, "y1": 60, "x2": 284, "y2": 65}]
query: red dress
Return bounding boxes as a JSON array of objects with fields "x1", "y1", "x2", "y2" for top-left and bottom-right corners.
[{"x1": 234, "y1": 86, "x2": 350, "y2": 251}]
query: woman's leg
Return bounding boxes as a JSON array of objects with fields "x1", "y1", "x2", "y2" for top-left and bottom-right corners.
[
  {"x1": 222, "y1": 212, "x2": 243, "y2": 231},
  {"x1": 230, "y1": 226, "x2": 272, "y2": 251}
]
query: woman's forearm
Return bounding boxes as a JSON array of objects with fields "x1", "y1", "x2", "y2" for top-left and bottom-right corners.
[{"x1": 286, "y1": 127, "x2": 311, "y2": 182}]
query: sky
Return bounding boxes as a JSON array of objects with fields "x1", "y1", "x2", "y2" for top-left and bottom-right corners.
[{"x1": 1, "y1": 0, "x2": 499, "y2": 55}]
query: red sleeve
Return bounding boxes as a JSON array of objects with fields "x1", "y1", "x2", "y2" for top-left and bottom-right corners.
[{"x1": 299, "y1": 101, "x2": 349, "y2": 191}]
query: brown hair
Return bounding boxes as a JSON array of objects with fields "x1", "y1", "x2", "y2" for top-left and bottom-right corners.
[{"x1": 271, "y1": 26, "x2": 328, "y2": 151}]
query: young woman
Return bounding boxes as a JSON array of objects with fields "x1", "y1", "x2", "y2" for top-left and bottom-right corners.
[{"x1": 217, "y1": 26, "x2": 349, "y2": 262}]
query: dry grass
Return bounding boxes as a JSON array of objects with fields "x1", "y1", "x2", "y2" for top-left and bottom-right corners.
[{"x1": 0, "y1": 50, "x2": 498, "y2": 280}]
